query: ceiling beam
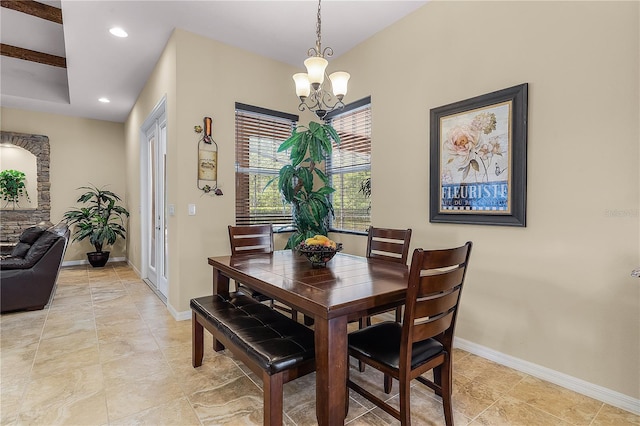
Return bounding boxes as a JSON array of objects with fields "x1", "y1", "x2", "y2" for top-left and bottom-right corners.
[
  {"x1": 0, "y1": 44, "x2": 66, "y2": 68},
  {"x1": 0, "y1": 0, "x2": 62, "y2": 24}
]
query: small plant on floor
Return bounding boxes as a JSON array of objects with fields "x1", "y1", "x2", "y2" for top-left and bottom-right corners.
[
  {"x1": 0, "y1": 169, "x2": 30, "y2": 209},
  {"x1": 63, "y1": 185, "x2": 129, "y2": 267}
]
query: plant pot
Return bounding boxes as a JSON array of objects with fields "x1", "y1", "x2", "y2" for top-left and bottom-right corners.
[{"x1": 87, "y1": 251, "x2": 110, "y2": 268}]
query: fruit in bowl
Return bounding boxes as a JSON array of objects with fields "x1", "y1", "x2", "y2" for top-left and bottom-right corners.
[{"x1": 297, "y1": 235, "x2": 342, "y2": 267}]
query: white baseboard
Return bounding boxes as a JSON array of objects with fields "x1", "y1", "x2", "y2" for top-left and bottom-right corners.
[
  {"x1": 62, "y1": 256, "x2": 127, "y2": 267},
  {"x1": 454, "y1": 337, "x2": 640, "y2": 416},
  {"x1": 126, "y1": 259, "x2": 141, "y2": 277},
  {"x1": 172, "y1": 307, "x2": 191, "y2": 321}
]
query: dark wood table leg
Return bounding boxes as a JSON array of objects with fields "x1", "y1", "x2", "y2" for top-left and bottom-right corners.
[{"x1": 314, "y1": 315, "x2": 348, "y2": 426}]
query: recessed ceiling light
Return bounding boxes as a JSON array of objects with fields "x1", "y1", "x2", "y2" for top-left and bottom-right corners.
[
  {"x1": 98, "y1": 97, "x2": 110, "y2": 103},
  {"x1": 109, "y1": 27, "x2": 128, "y2": 38}
]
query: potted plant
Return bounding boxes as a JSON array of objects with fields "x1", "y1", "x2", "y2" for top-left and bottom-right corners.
[
  {"x1": 0, "y1": 169, "x2": 30, "y2": 209},
  {"x1": 274, "y1": 121, "x2": 341, "y2": 249},
  {"x1": 63, "y1": 185, "x2": 130, "y2": 267}
]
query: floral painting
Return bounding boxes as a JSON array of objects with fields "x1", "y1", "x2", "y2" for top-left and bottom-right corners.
[
  {"x1": 440, "y1": 102, "x2": 511, "y2": 213},
  {"x1": 429, "y1": 84, "x2": 528, "y2": 226}
]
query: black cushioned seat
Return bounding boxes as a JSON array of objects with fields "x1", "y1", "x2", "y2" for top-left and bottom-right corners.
[
  {"x1": 191, "y1": 293, "x2": 316, "y2": 425},
  {"x1": 348, "y1": 321, "x2": 444, "y2": 370},
  {"x1": 191, "y1": 294, "x2": 314, "y2": 374}
]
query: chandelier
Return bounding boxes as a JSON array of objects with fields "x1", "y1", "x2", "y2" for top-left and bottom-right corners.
[{"x1": 292, "y1": 0, "x2": 350, "y2": 120}]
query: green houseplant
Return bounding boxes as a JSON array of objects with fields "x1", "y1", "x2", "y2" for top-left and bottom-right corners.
[
  {"x1": 0, "y1": 169, "x2": 30, "y2": 209},
  {"x1": 63, "y1": 185, "x2": 130, "y2": 267},
  {"x1": 275, "y1": 121, "x2": 341, "y2": 249}
]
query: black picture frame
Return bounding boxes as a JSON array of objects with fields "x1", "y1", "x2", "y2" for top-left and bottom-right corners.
[{"x1": 429, "y1": 83, "x2": 528, "y2": 226}]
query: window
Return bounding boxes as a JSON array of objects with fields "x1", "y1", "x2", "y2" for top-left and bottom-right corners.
[
  {"x1": 234, "y1": 103, "x2": 298, "y2": 226},
  {"x1": 326, "y1": 97, "x2": 372, "y2": 233}
]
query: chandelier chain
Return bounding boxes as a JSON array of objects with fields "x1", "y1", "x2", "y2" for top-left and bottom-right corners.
[{"x1": 315, "y1": 0, "x2": 322, "y2": 55}]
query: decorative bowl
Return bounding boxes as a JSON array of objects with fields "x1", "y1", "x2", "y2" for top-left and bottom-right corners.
[{"x1": 297, "y1": 243, "x2": 343, "y2": 268}]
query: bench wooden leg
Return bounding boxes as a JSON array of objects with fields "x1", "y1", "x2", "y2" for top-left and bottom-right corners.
[
  {"x1": 213, "y1": 337, "x2": 225, "y2": 352},
  {"x1": 192, "y1": 312, "x2": 204, "y2": 367},
  {"x1": 263, "y1": 370, "x2": 284, "y2": 426}
]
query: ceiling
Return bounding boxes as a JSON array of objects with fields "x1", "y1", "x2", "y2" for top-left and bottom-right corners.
[{"x1": 1, "y1": 0, "x2": 428, "y2": 123}]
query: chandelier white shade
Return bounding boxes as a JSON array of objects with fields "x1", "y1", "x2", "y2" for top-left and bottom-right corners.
[
  {"x1": 329, "y1": 71, "x2": 350, "y2": 99},
  {"x1": 293, "y1": 73, "x2": 311, "y2": 98},
  {"x1": 293, "y1": 0, "x2": 350, "y2": 119}
]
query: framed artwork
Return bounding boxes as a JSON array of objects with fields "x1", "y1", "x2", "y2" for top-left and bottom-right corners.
[{"x1": 429, "y1": 83, "x2": 528, "y2": 226}]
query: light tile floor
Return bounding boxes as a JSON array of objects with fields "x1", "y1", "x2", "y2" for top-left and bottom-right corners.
[{"x1": 1, "y1": 263, "x2": 638, "y2": 425}]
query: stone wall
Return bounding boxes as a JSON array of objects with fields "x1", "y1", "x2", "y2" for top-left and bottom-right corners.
[{"x1": 0, "y1": 131, "x2": 51, "y2": 242}]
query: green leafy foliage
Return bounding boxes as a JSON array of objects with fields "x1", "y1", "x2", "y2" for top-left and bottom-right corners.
[
  {"x1": 274, "y1": 122, "x2": 340, "y2": 249},
  {"x1": 63, "y1": 185, "x2": 130, "y2": 253},
  {"x1": 0, "y1": 169, "x2": 30, "y2": 208}
]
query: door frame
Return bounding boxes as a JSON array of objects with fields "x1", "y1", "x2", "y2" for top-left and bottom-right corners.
[{"x1": 140, "y1": 95, "x2": 168, "y2": 301}]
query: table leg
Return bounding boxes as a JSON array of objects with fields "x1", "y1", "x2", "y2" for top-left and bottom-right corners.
[
  {"x1": 314, "y1": 315, "x2": 348, "y2": 426},
  {"x1": 213, "y1": 267, "x2": 230, "y2": 297}
]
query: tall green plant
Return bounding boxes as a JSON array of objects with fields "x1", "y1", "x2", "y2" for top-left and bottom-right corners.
[
  {"x1": 0, "y1": 169, "x2": 30, "y2": 208},
  {"x1": 275, "y1": 121, "x2": 340, "y2": 249},
  {"x1": 63, "y1": 185, "x2": 130, "y2": 253}
]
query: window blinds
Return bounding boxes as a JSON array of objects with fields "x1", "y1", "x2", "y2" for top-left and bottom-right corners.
[
  {"x1": 234, "y1": 103, "x2": 298, "y2": 226},
  {"x1": 328, "y1": 99, "x2": 372, "y2": 232}
]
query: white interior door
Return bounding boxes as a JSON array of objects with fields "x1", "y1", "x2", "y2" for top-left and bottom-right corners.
[{"x1": 141, "y1": 100, "x2": 168, "y2": 300}]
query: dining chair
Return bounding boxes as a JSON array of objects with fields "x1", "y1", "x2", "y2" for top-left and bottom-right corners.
[
  {"x1": 354, "y1": 227, "x2": 412, "y2": 372},
  {"x1": 228, "y1": 224, "x2": 298, "y2": 320},
  {"x1": 364, "y1": 226, "x2": 412, "y2": 324},
  {"x1": 347, "y1": 241, "x2": 473, "y2": 426}
]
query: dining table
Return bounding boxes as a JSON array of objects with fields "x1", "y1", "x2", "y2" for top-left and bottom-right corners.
[{"x1": 207, "y1": 249, "x2": 410, "y2": 426}]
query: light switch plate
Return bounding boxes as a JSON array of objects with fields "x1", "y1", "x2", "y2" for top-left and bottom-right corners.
[
  {"x1": 168, "y1": 204, "x2": 175, "y2": 216},
  {"x1": 188, "y1": 204, "x2": 196, "y2": 216}
]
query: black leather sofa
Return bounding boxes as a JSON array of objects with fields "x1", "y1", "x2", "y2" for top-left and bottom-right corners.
[{"x1": 0, "y1": 221, "x2": 70, "y2": 313}]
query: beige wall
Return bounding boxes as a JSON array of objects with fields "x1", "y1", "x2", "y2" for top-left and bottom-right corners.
[
  {"x1": 125, "y1": 29, "x2": 301, "y2": 314},
  {"x1": 330, "y1": 1, "x2": 639, "y2": 400},
  {"x1": 124, "y1": 31, "x2": 177, "y2": 277},
  {"x1": 0, "y1": 108, "x2": 127, "y2": 260}
]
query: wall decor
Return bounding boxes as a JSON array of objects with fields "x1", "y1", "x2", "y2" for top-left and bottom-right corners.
[
  {"x1": 430, "y1": 83, "x2": 528, "y2": 226},
  {"x1": 195, "y1": 117, "x2": 223, "y2": 196}
]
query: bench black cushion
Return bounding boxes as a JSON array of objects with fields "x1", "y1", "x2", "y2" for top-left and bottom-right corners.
[{"x1": 190, "y1": 294, "x2": 314, "y2": 374}]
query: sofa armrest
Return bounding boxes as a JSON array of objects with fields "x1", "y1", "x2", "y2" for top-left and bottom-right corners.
[{"x1": 0, "y1": 256, "x2": 31, "y2": 269}]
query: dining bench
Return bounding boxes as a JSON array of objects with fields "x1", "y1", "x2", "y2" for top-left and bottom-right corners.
[{"x1": 190, "y1": 293, "x2": 316, "y2": 425}]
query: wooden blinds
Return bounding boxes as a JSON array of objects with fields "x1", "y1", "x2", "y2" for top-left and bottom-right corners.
[
  {"x1": 327, "y1": 98, "x2": 372, "y2": 232},
  {"x1": 234, "y1": 103, "x2": 298, "y2": 226}
]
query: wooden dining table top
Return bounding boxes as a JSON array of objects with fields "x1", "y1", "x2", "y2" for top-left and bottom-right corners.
[{"x1": 207, "y1": 249, "x2": 410, "y2": 320}]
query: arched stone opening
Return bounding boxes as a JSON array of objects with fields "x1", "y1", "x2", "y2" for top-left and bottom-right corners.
[{"x1": 0, "y1": 131, "x2": 51, "y2": 242}]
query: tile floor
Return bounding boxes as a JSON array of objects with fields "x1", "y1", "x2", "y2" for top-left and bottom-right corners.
[{"x1": 1, "y1": 263, "x2": 638, "y2": 425}]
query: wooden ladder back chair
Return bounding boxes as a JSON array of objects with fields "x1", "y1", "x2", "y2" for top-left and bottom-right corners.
[
  {"x1": 347, "y1": 241, "x2": 473, "y2": 426},
  {"x1": 366, "y1": 227, "x2": 413, "y2": 265},
  {"x1": 365, "y1": 227, "x2": 412, "y2": 323},
  {"x1": 228, "y1": 224, "x2": 298, "y2": 320},
  {"x1": 228, "y1": 224, "x2": 274, "y2": 255}
]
